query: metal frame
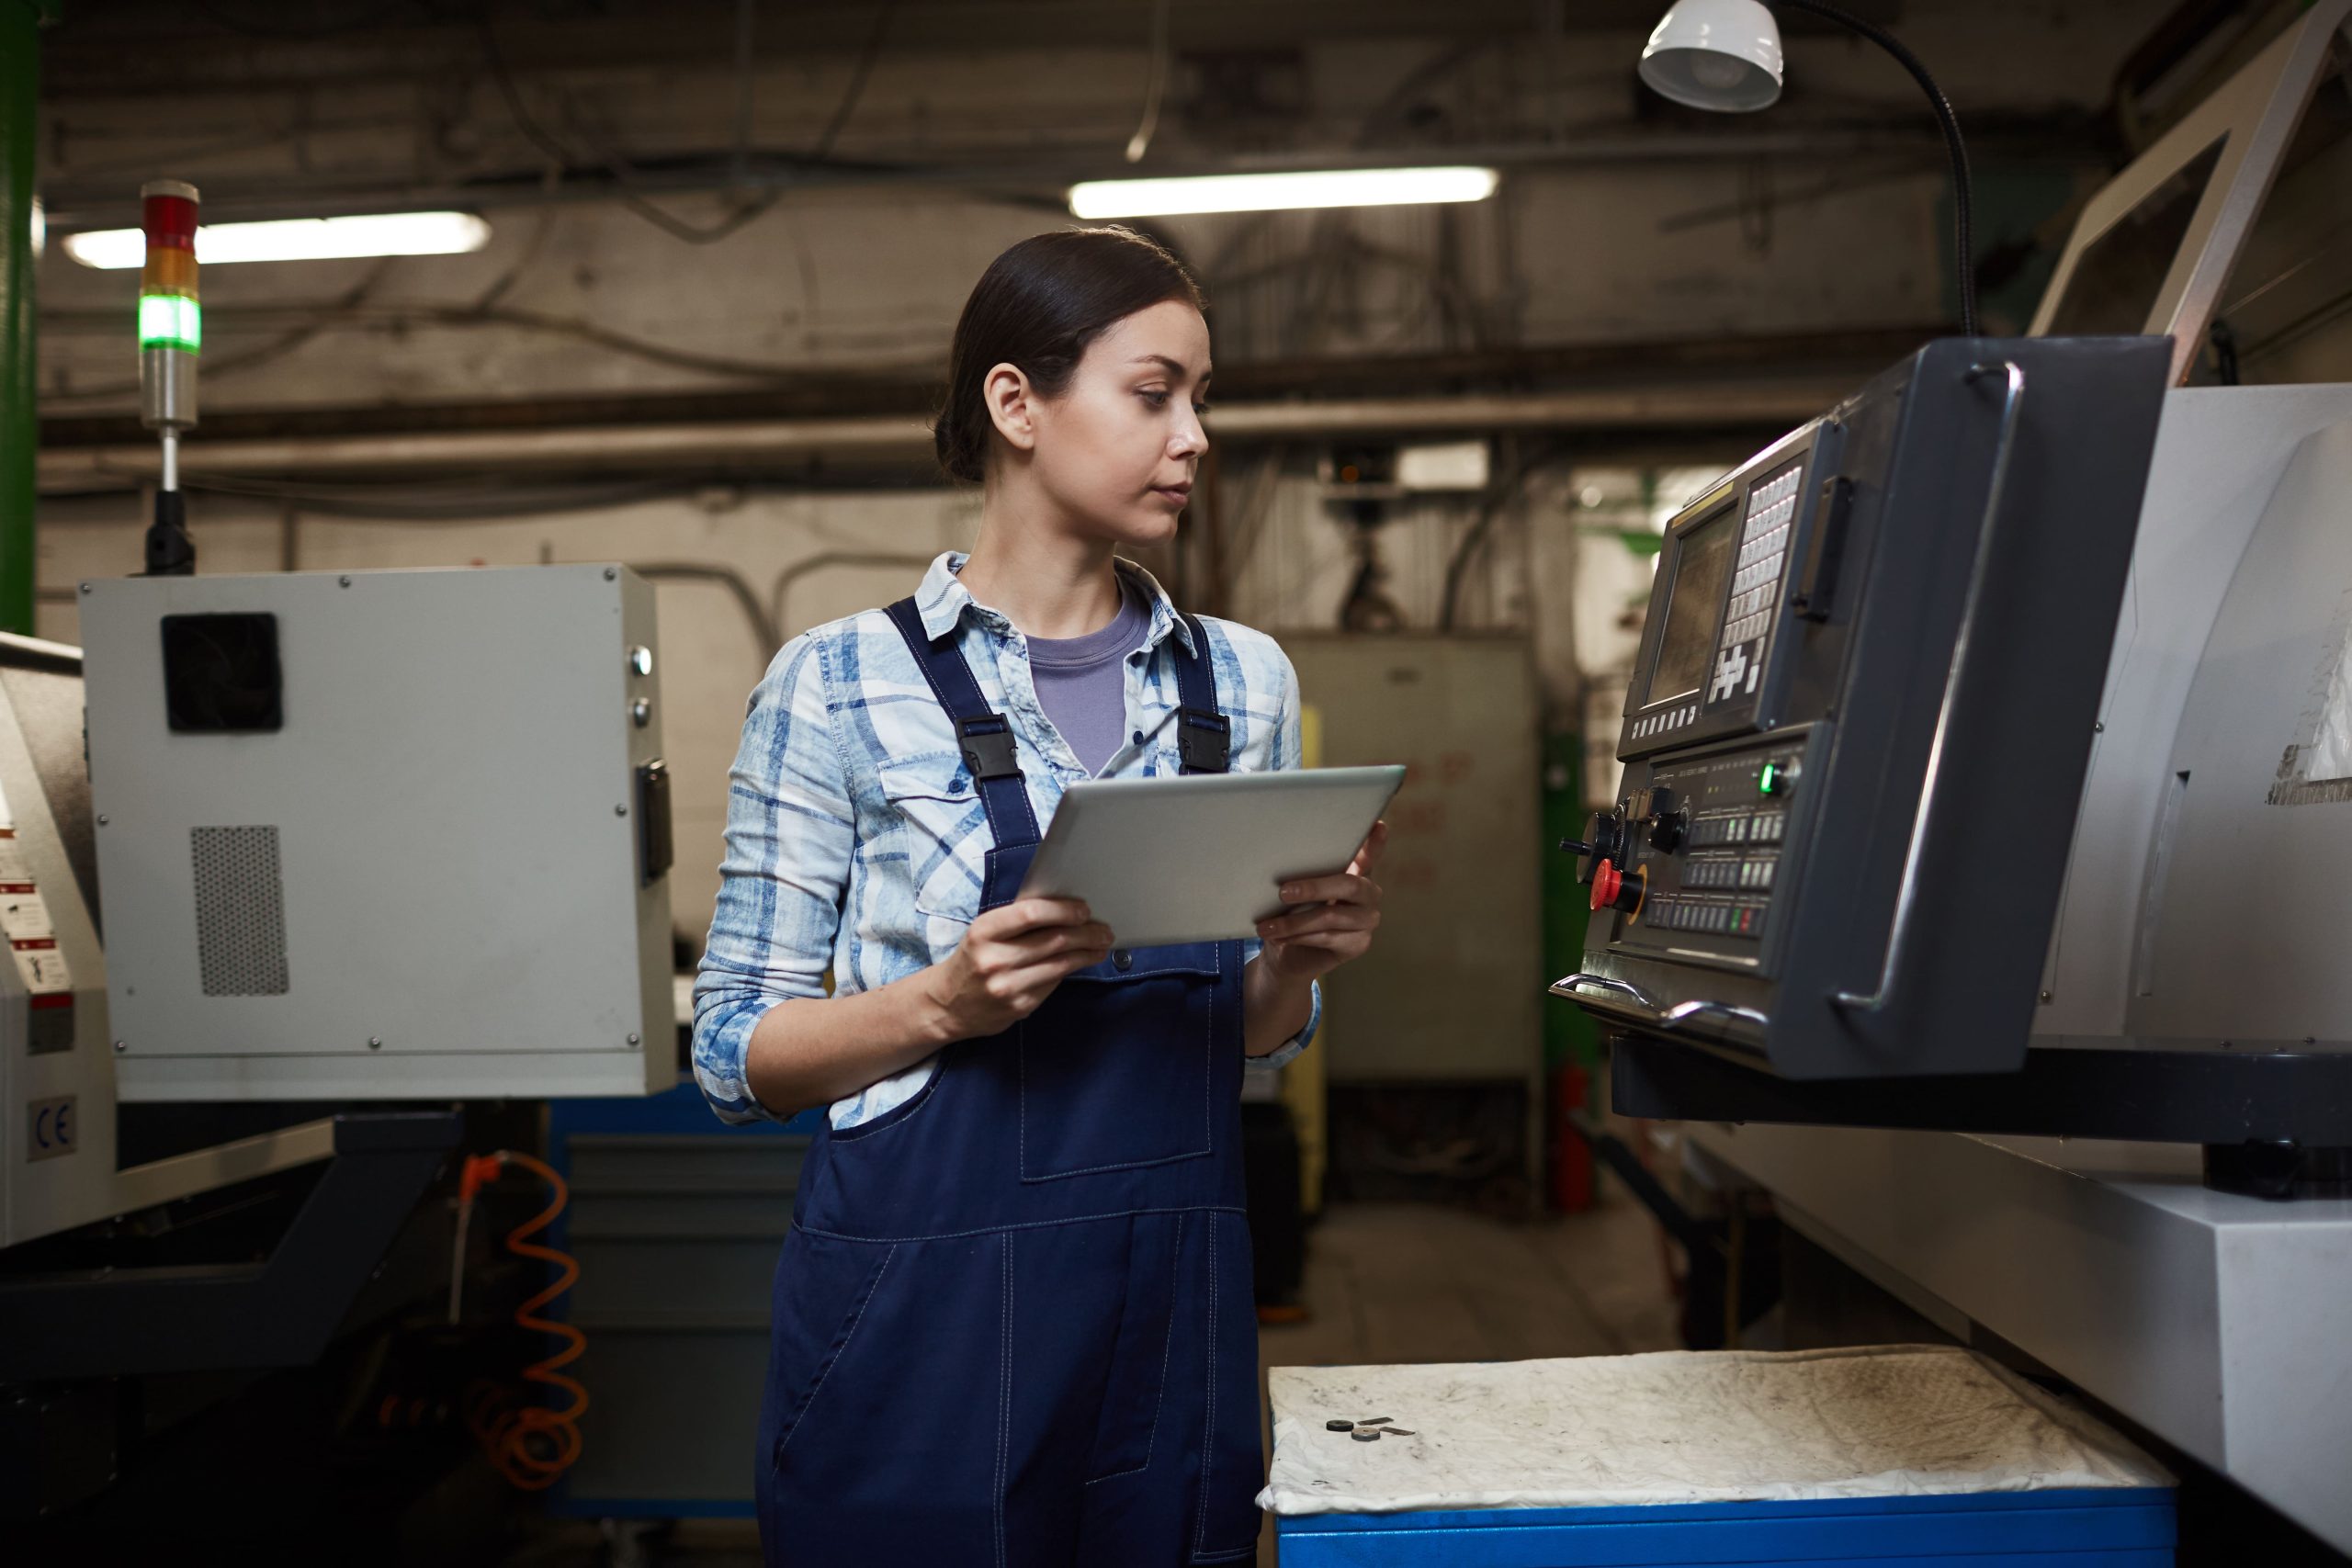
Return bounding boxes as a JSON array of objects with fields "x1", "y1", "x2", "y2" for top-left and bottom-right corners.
[{"x1": 2027, "y1": 0, "x2": 2352, "y2": 382}]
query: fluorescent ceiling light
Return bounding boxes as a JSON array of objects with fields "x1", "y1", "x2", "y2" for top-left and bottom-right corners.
[
  {"x1": 62, "y1": 210, "x2": 492, "y2": 269},
  {"x1": 1069, "y1": 166, "x2": 1498, "y2": 220}
]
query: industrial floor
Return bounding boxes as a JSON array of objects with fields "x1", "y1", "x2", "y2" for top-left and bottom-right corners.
[{"x1": 601, "y1": 1190, "x2": 1683, "y2": 1567}]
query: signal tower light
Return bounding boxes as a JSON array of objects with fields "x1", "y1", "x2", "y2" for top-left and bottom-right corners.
[{"x1": 139, "y1": 179, "x2": 199, "y2": 576}]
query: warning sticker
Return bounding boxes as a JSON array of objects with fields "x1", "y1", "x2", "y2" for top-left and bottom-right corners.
[
  {"x1": 0, "y1": 841, "x2": 27, "y2": 884},
  {"x1": 12, "y1": 942, "x2": 71, "y2": 994},
  {"x1": 0, "y1": 891, "x2": 52, "y2": 942}
]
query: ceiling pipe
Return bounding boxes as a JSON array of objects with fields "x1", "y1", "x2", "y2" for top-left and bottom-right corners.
[{"x1": 36, "y1": 379, "x2": 1849, "y2": 491}]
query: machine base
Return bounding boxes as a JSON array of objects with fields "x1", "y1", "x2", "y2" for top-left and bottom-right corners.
[{"x1": 1611, "y1": 1034, "x2": 2352, "y2": 1199}]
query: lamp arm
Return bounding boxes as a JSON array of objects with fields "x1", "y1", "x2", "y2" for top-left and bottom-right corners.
[{"x1": 1772, "y1": 0, "x2": 1978, "y2": 336}]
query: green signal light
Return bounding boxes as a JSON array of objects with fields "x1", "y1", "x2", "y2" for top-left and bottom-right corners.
[
  {"x1": 1759, "y1": 761, "x2": 1780, "y2": 795},
  {"x1": 139, "y1": 293, "x2": 201, "y2": 352}
]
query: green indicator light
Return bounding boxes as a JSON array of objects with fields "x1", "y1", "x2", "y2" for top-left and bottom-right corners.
[
  {"x1": 139, "y1": 293, "x2": 202, "y2": 352},
  {"x1": 1759, "y1": 761, "x2": 1779, "y2": 795}
]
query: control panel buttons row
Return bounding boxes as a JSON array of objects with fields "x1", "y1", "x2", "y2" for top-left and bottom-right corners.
[
  {"x1": 1632, "y1": 704, "x2": 1699, "y2": 739},
  {"x1": 1684, "y1": 857, "x2": 1776, "y2": 890},
  {"x1": 1646, "y1": 900, "x2": 1768, "y2": 937},
  {"x1": 1689, "y1": 811, "x2": 1787, "y2": 847}
]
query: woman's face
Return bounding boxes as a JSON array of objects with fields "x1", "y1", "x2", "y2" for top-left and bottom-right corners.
[{"x1": 989, "y1": 298, "x2": 1211, "y2": 546}]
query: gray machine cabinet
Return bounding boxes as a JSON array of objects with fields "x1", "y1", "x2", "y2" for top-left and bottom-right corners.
[
  {"x1": 1283, "y1": 635, "x2": 1542, "y2": 1085},
  {"x1": 82, "y1": 566, "x2": 672, "y2": 1101}
]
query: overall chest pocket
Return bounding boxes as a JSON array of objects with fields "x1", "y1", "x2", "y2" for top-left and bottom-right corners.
[{"x1": 1019, "y1": 942, "x2": 1224, "y2": 1181}]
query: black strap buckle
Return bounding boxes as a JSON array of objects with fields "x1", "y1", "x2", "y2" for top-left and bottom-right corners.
[
  {"x1": 956, "y1": 714, "x2": 1023, "y2": 781},
  {"x1": 1177, "y1": 706, "x2": 1231, "y2": 774}
]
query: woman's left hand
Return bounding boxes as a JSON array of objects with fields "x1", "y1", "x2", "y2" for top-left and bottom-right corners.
[{"x1": 1256, "y1": 820, "x2": 1387, "y2": 984}]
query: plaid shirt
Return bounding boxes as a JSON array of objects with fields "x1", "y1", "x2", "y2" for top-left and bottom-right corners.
[{"x1": 693, "y1": 551, "x2": 1321, "y2": 1129}]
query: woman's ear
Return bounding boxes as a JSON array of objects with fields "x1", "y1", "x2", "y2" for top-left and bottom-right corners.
[{"x1": 982, "y1": 362, "x2": 1039, "y2": 456}]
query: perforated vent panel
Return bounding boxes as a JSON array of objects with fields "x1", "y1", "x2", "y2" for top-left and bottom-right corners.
[{"x1": 190, "y1": 826, "x2": 290, "y2": 997}]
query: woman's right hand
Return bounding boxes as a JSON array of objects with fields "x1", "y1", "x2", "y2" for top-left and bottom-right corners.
[{"x1": 921, "y1": 897, "x2": 1114, "y2": 1043}]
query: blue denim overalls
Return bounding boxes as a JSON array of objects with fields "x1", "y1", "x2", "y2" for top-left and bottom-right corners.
[{"x1": 753, "y1": 597, "x2": 1264, "y2": 1565}]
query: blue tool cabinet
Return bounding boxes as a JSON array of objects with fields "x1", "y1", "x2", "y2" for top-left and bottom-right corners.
[{"x1": 1275, "y1": 1485, "x2": 2176, "y2": 1566}]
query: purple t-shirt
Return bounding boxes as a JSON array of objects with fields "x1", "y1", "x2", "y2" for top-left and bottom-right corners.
[{"x1": 1029, "y1": 577, "x2": 1149, "y2": 776}]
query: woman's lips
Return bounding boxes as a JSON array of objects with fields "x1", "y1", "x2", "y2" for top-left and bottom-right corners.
[{"x1": 1152, "y1": 485, "x2": 1193, "y2": 504}]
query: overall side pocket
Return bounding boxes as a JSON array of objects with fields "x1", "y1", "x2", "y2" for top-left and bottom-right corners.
[{"x1": 765, "y1": 1229, "x2": 899, "y2": 1466}]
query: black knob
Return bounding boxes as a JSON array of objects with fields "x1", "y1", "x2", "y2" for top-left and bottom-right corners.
[
  {"x1": 1569, "y1": 810, "x2": 1626, "y2": 885},
  {"x1": 1634, "y1": 784, "x2": 1678, "y2": 820},
  {"x1": 1647, "y1": 812, "x2": 1685, "y2": 853}
]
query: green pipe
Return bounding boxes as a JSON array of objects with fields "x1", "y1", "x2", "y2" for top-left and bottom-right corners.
[{"x1": 0, "y1": 3, "x2": 51, "y2": 637}]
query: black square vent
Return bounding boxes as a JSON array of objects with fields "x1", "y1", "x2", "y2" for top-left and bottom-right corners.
[{"x1": 162, "y1": 613, "x2": 283, "y2": 733}]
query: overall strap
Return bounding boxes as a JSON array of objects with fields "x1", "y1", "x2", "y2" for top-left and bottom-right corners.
[
  {"x1": 882, "y1": 597, "x2": 1042, "y2": 850},
  {"x1": 1170, "y1": 612, "x2": 1231, "y2": 775}
]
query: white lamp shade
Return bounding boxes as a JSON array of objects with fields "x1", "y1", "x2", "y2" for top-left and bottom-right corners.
[{"x1": 1640, "y1": 0, "x2": 1785, "y2": 113}]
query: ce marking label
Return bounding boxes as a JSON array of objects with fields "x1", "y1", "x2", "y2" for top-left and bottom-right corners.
[{"x1": 28, "y1": 1095, "x2": 75, "y2": 1160}]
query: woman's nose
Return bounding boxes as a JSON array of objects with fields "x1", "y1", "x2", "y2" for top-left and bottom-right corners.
[{"x1": 1170, "y1": 407, "x2": 1207, "y2": 457}]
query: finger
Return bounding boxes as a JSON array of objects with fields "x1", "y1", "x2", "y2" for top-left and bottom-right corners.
[
  {"x1": 1351, "y1": 820, "x2": 1390, "y2": 875},
  {"x1": 1275, "y1": 872, "x2": 1379, "y2": 908},
  {"x1": 979, "y1": 897, "x2": 1094, "y2": 938},
  {"x1": 983, "y1": 923, "x2": 1114, "y2": 966},
  {"x1": 978, "y1": 926, "x2": 1114, "y2": 973},
  {"x1": 1270, "y1": 929, "x2": 1374, "y2": 957},
  {"x1": 1259, "y1": 904, "x2": 1379, "y2": 940},
  {"x1": 995, "y1": 950, "x2": 1111, "y2": 996}
]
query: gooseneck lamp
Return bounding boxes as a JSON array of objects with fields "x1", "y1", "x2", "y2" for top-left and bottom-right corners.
[{"x1": 1638, "y1": 0, "x2": 1979, "y2": 336}]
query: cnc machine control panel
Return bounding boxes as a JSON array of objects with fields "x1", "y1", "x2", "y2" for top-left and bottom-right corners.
[{"x1": 1557, "y1": 337, "x2": 2173, "y2": 1079}]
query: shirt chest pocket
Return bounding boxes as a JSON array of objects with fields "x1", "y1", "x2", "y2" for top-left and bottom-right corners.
[{"x1": 876, "y1": 753, "x2": 992, "y2": 926}]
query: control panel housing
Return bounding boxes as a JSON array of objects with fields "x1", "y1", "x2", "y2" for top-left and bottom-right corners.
[{"x1": 1563, "y1": 337, "x2": 2172, "y2": 1078}]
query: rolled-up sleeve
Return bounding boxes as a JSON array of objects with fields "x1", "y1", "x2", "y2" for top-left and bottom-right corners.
[
  {"x1": 692, "y1": 637, "x2": 854, "y2": 1123},
  {"x1": 1243, "y1": 648, "x2": 1322, "y2": 1072}
]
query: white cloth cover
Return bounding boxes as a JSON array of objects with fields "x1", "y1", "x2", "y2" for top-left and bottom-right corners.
[{"x1": 1260, "y1": 1345, "x2": 2172, "y2": 1517}]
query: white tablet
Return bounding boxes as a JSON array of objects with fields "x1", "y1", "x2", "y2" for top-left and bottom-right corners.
[{"x1": 1017, "y1": 765, "x2": 1407, "y2": 948}]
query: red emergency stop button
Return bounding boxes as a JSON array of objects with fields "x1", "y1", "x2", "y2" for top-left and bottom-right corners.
[{"x1": 1589, "y1": 859, "x2": 1644, "y2": 916}]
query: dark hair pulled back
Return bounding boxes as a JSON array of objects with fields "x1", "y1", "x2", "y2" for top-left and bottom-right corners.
[{"x1": 934, "y1": 226, "x2": 1205, "y2": 483}]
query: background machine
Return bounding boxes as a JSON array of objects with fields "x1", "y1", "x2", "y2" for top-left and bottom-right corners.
[
  {"x1": 0, "y1": 561, "x2": 676, "y2": 1536},
  {"x1": 1560, "y1": 1, "x2": 2352, "y2": 1551}
]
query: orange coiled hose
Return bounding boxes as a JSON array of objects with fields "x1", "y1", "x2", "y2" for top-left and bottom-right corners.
[{"x1": 462, "y1": 1150, "x2": 589, "y2": 1491}]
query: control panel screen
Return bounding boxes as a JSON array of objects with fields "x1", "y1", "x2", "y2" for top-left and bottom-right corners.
[{"x1": 1647, "y1": 507, "x2": 1736, "y2": 705}]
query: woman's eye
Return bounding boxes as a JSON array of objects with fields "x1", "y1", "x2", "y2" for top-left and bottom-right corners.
[
  {"x1": 1192, "y1": 401, "x2": 1212, "y2": 416},
  {"x1": 1138, "y1": 389, "x2": 1170, "y2": 408}
]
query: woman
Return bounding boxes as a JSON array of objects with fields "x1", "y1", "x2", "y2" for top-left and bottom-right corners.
[{"x1": 693, "y1": 226, "x2": 1385, "y2": 1566}]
